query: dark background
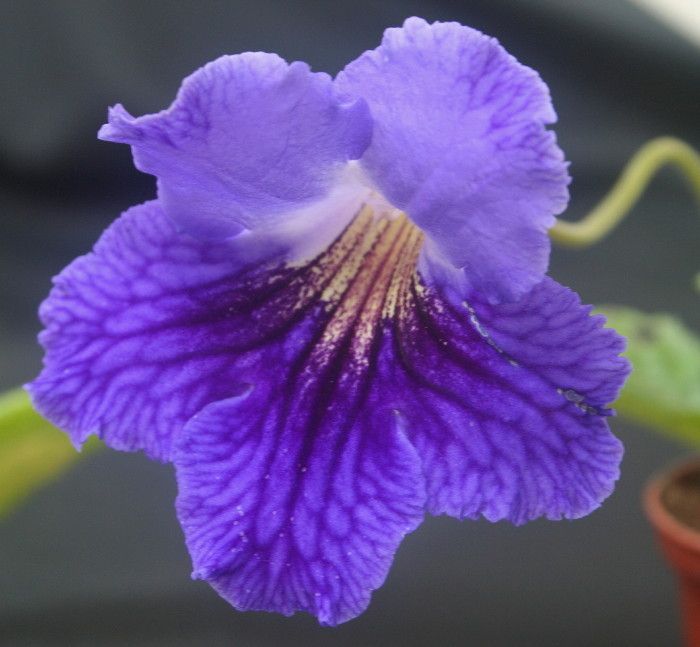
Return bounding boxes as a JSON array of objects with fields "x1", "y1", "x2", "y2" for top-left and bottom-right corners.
[{"x1": 1, "y1": 1, "x2": 699, "y2": 645}]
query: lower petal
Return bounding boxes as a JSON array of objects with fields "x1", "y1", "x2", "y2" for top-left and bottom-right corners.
[
  {"x1": 382, "y1": 276, "x2": 629, "y2": 524},
  {"x1": 175, "y1": 384, "x2": 425, "y2": 625},
  {"x1": 27, "y1": 190, "x2": 366, "y2": 462}
]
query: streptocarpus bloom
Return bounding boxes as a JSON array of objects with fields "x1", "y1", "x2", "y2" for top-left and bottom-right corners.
[{"x1": 28, "y1": 17, "x2": 629, "y2": 625}]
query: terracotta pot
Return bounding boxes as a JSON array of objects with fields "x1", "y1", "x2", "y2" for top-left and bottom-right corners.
[{"x1": 644, "y1": 457, "x2": 700, "y2": 647}]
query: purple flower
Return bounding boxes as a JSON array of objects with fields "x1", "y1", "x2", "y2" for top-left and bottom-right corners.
[{"x1": 28, "y1": 18, "x2": 629, "y2": 626}]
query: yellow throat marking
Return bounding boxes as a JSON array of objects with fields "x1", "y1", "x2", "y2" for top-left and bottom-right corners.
[{"x1": 298, "y1": 205, "x2": 424, "y2": 368}]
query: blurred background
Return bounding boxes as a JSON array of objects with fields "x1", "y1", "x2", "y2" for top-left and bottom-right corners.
[{"x1": 1, "y1": 1, "x2": 698, "y2": 645}]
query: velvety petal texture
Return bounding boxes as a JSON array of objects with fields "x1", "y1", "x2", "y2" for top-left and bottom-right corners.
[
  {"x1": 381, "y1": 276, "x2": 628, "y2": 523},
  {"x1": 176, "y1": 390, "x2": 425, "y2": 626},
  {"x1": 25, "y1": 195, "x2": 361, "y2": 461},
  {"x1": 28, "y1": 201, "x2": 256, "y2": 461},
  {"x1": 337, "y1": 17, "x2": 570, "y2": 303},
  {"x1": 99, "y1": 53, "x2": 372, "y2": 240}
]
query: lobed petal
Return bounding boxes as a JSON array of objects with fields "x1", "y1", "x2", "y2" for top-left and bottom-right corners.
[
  {"x1": 99, "y1": 53, "x2": 371, "y2": 240},
  {"x1": 382, "y1": 275, "x2": 629, "y2": 523},
  {"x1": 27, "y1": 194, "x2": 365, "y2": 462},
  {"x1": 337, "y1": 17, "x2": 570, "y2": 303},
  {"x1": 175, "y1": 387, "x2": 425, "y2": 626},
  {"x1": 168, "y1": 209, "x2": 427, "y2": 624}
]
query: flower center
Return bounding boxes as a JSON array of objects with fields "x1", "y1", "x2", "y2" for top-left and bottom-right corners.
[{"x1": 304, "y1": 204, "x2": 424, "y2": 369}]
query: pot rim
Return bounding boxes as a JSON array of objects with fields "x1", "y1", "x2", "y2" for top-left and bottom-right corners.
[{"x1": 644, "y1": 455, "x2": 700, "y2": 555}]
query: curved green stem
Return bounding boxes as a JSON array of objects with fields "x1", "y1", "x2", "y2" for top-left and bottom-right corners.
[{"x1": 550, "y1": 137, "x2": 700, "y2": 248}]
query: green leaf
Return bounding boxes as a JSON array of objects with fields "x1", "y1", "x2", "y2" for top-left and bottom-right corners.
[
  {"x1": 0, "y1": 388, "x2": 98, "y2": 518},
  {"x1": 597, "y1": 306, "x2": 700, "y2": 443}
]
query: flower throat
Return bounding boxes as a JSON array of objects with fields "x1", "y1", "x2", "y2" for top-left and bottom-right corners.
[{"x1": 296, "y1": 205, "x2": 424, "y2": 369}]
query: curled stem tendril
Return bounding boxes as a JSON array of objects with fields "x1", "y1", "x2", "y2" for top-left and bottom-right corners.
[{"x1": 550, "y1": 137, "x2": 700, "y2": 248}]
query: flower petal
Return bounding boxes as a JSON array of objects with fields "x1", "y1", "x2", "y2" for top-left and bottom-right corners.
[
  {"x1": 27, "y1": 193, "x2": 366, "y2": 461},
  {"x1": 336, "y1": 17, "x2": 570, "y2": 303},
  {"x1": 175, "y1": 390, "x2": 425, "y2": 626},
  {"x1": 99, "y1": 53, "x2": 371, "y2": 240},
  {"x1": 383, "y1": 275, "x2": 629, "y2": 523},
  {"x1": 158, "y1": 207, "x2": 428, "y2": 624}
]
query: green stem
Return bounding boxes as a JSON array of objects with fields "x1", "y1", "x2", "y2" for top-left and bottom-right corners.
[{"x1": 550, "y1": 137, "x2": 700, "y2": 248}]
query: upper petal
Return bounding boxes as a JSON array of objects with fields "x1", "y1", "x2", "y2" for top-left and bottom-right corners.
[
  {"x1": 336, "y1": 17, "x2": 570, "y2": 303},
  {"x1": 99, "y1": 53, "x2": 372, "y2": 239}
]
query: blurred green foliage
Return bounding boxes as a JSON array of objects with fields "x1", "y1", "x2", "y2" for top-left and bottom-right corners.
[
  {"x1": 599, "y1": 306, "x2": 700, "y2": 443},
  {"x1": 0, "y1": 388, "x2": 99, "y2": 518}
]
